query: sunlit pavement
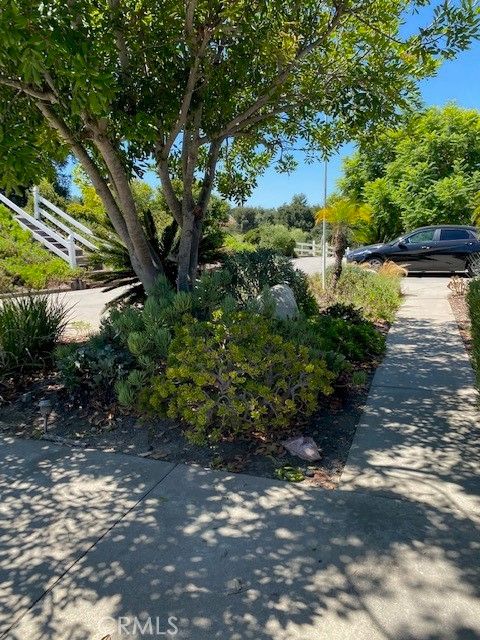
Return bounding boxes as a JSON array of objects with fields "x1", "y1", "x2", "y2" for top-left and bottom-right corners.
[
  {"x1": 1, "y1": 277, "x2": 479, "y2": 639},
  {"x1": 292, "y1": 255, "x2": 334, "y2": 275}
]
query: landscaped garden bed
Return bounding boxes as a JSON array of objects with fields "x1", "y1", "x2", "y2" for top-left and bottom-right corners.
[
  {"x1": 0, "y1": 252, "x2": 402, "y2": 487},
  {"x1": 449, "y1": 276, "x2": 480, "y2": 386}
]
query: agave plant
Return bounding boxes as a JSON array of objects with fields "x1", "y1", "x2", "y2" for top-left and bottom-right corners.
[{"x1": 89, "y1": 209, "x2": 226, "y2": 306}]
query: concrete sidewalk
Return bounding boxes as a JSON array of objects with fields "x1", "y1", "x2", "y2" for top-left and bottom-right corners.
[{"x1": 1, "y1": 278, "x2": 479, "y2": 640}]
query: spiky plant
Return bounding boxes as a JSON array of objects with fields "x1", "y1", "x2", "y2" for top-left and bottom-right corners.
[
  {"x1": 0, "y1": 295, "x2": 69, "y2": 375},
  {"x1": 89, "y1": 208, "x2": 226, "y2": 305}
]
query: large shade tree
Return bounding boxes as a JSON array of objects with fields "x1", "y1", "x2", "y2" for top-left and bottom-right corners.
[
  {"x1": 0, "y1": 0, "x2": 478, "y2": 290},
  {"x1": 341, "y1": 104, "x2": 480, "y2": 241}
]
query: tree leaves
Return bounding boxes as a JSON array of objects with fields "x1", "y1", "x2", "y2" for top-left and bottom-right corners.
[{"x1": 341, "y1": 104, "x2": 480, "y2": 239}]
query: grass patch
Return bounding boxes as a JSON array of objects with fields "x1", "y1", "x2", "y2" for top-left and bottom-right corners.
[
  {"x1": 466, "y1": 279, "x2": 480, "y2": 386},
  {"x1": 0, "y1": 295, "x2": 69, "y2": 376},
  {"x1": 310, "y1": 264, "x2": 403, "y2": 323}
]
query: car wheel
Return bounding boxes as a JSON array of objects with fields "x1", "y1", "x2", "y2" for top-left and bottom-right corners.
[
  {"x1": 467, "y1": 253, "x2": 480, "y2": 278},
  {"x1": 366, "y1": 256, "x2": 384, "y2": 270}
]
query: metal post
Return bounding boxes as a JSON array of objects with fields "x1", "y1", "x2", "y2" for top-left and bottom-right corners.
[
  {"x1": 321, "y1": 158, "x2": 328, "y2": 289},
  {"x1": 67, "y1": 234, "x2": 77, "y2": 268},
  {"x1": 311, "y1": 239, "x2": 316, "y2": 256},
  {"x1": 33, "y1": 186, "x2": 40, "y2": 220}
]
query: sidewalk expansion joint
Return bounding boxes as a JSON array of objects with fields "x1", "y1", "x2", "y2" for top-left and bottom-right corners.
[{"x1": 1, "y1": 461, "x2": 179, "y2": 639}]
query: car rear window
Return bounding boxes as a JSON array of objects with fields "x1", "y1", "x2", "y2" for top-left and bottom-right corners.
[{"x1": 439, "y1": 229, "x2": 472, "y2": 240}]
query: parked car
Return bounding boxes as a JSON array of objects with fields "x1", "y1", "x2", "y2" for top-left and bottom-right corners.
[{"x1": 346, "y1": 225, "x2": 480, "y2": 275}]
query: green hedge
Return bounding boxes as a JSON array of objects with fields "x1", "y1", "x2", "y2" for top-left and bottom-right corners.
[{"x1": 467, "y1": 279, "x2": 480, "y2": 386}]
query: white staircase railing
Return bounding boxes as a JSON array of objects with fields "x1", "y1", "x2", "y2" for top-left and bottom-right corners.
[{"x1": 0, "y1": 187, "x2": 97, "y2": 268}]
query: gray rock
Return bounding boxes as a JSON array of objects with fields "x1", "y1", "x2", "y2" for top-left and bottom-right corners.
[{"x1": 269, "y1": 284, "x2": 299, "y2": 319}]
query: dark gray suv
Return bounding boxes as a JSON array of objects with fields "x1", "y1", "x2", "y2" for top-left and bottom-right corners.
[{"x1": 346, "y1": 225, "x2": 480, "y2": 275}]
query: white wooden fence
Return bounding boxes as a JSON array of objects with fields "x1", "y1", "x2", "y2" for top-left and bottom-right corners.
[{"x1": 295, "y1": 239, "x2": 334, "y2": 257}]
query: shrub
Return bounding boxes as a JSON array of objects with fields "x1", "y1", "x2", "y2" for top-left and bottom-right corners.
[
  {"x1": 0, "y1": 295, "x2": 68, "y2": 375},
  {"x1": 310, "y1": 264, "x2": 402, "y2": 323},
  {"x1": 277, "y1": 312, "x2": 385, "y2": 375},
  {"x1": 141, "y1": 311, "x2": 334, "y2": 445},
  {"x1": 289, "y1": 227, "x2": 309, "y2": 243},
  {"x1": 244, "y1": 224, "x2": 297, "y2": 256},
  {"x1": 107, "y1": 277, "x2": 195, "y2": 370},
  {"x1": 467, "y1": 279, "x2": 480, "y2": 386},
  {"x1": 218, "y1": 249, "x2": 318, "y2": 316},
  {"x1": 0, "y1": 205, "x2": 77, "y2": 291},
  {"x1": 222, "y1": 233, "x2": 256, "y2": 253},
  {"x1": 55, "y1": 325, "x2": 133, "y2": 397},
  {"x1": 322, "y1": 302, "x2": 365, "y2": 324}
]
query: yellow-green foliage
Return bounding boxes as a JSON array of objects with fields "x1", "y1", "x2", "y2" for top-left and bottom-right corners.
[
  {"x1": 142, "y1": 311, "x2": 334, "y2": 445},
  {"x1": 310, "y1": 264, "x2": 402, "y2": 323},
  {"x1": 0, "y1": 205, "x2": 76, "y2": 290},
  {"x1": 467, "y1": 279, "x2": 480, "y2": 386},
  {"x1": 222, "y1": 233, "x2": 256, "y2": 253}
]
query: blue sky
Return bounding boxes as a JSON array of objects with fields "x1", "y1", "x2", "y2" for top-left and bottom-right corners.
[{"x1": 245, "y1": 37, "x2": 480, "y2": 208}]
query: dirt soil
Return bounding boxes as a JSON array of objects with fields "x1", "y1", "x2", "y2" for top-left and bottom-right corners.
[{"x1": 0, "y1": 365, "x2": 376, "y2": 489}]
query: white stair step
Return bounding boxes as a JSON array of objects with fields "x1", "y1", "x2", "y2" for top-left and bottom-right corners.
[{"x1": 5, "y1": 194, "x2": 95, "y2": 268}]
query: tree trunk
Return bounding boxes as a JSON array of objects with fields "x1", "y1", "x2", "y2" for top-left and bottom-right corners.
[
  {"x1": 189, "y1": 217, "x2": 203, "y2": 283},
  {"x1": 92, "y1": 134, "x2": 163, "y2": 291},
  {"x1": 177, "y1": 209, "x2": 204, "y2": 291},
  {"x1": 177, "y1": 210, "x2": 195, "y2": 291},
  {"x1": 332, "y1": 228, "x2": 348, "y2": 288},
  {"x1": 36, "y1": 104, "x2": 162, "y2": 293}
]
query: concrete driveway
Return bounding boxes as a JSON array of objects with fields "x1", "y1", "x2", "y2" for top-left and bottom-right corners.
[{"x1": 1, "y1": 276, "x2": 479, "y2": 639}]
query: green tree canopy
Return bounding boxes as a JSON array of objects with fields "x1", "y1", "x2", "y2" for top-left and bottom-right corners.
[
  {"x1": 0, "y1": 1, "x2": 478, "y2": 290},
  {"x1": 340, "y1": 104, "x2": 480, "y2": 240},
  {"x1": 276, "y1": 194, "x2": 315, "y2": 231},
  {"x1": 231, "y1": 194, "x2": 315, "y2": 231},
  {"x1": 230, "y1": 206, "x2": 275, "y2": 231}
]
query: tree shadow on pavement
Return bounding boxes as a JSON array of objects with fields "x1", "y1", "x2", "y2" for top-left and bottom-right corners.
[{"x1": 1, "y1": 441, "x2": 478, "y2": 640}]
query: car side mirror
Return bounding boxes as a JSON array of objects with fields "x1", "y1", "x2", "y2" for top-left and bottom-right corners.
[{"x1": 398, "y1": 241, "x2": 407, "y2": 249}]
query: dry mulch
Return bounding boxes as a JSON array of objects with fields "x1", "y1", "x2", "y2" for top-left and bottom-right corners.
[{"x1": 0, "y1": 365, "x2": 377, "y2": 489}]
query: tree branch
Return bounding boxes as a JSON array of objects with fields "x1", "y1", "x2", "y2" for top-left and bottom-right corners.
[
  {"x1": 155, "y1": 148, "x2": 183, "y2": 224},
  {"x1": 161, "y1": 30, "x2": 211, "y2": 155},
  {"x1": 109, "y1": 0, "x2": 129, "y2": 70},
  {"x1": 185, "y1": 0, "x2": 197, "y2": 40},
  {"x1": 213, "y1": 6, "x2": 345, "y2": 140},
  {"x1": 0, "y1": 76, "x2": 57, "y2": 103},
  {"x1": 198, "y1": 140, "x2": 221, "y2": 213},
  {"x1": 35, "y1": 103, "x2": 131, "y2": 246}
]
